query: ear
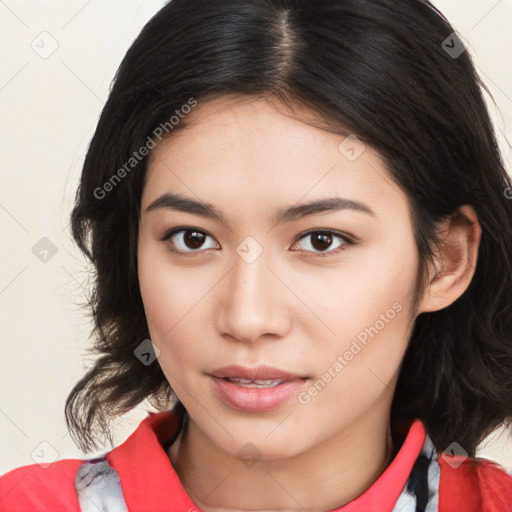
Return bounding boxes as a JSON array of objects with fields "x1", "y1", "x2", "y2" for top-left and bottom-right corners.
[{"x1": 417, "y1": 205, "x2": 482, "y2": 314}]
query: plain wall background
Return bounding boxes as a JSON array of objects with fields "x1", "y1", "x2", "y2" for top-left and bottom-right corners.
[{"x1": 1, "y1": 0, "x2": 511, "y2": 476}]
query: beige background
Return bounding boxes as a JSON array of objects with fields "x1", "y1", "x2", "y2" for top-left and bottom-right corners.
[{"x1": 0, "y1": 0, "x2": 511, "y2": 475}]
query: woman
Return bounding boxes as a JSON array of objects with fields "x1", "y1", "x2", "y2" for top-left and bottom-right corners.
[{"x1": 1, "y1": 0, "x2": 512, "y2": 510}]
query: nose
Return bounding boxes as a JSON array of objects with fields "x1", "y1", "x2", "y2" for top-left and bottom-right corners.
[{"x1": 216, "y1": 247, "x2": 292, "y2": 345}]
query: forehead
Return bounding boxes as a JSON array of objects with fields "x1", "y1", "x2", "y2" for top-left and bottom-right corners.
[
  {"x1": 142, "y1": 95, "x2": 409, "y2": 224},
  {"x1": 147, "y1": 95, "x2": 343, "y2": 168}
]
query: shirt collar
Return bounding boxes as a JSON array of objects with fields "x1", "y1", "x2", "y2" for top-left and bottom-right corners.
[{"x1": 107, "y1": 410, "x2": 426, "y2": 512}]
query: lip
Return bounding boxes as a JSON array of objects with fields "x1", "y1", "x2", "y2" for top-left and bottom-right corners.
[
  {"x1": 209, "y1": 375, "x2": 308, "y2": 412},
  {"x1": 209, "y1": 364, "x2": 306, "y2": 381}
]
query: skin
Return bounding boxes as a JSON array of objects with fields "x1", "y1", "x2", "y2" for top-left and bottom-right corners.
[{"x1": 137, "y1": 95, "x2": 481, "y2": 512}]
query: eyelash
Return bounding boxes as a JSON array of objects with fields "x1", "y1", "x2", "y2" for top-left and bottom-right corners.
[{"x1": 159, "y1": 226, "x2": 355, "y2": 258}]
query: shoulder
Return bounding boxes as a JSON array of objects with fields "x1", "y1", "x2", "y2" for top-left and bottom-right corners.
[
  {"x1": 0, "y1": 458, "x2": 83, "y2": 512},
  {"x1": 438, "y1": 454, "x2": 512, "y2": 512}
]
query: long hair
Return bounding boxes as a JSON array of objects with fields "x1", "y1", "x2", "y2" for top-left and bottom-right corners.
[{"x1": 66, "y1": 0, "x2": 512, "y2": 456}]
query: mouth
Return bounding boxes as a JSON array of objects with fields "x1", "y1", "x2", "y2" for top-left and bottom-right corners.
[
  {"x1": 208, "y1": 365, "x2": 310, "y2": 412},
  {"x1": 209, "y1": 364, "x2": 308, "y2": 381},
  {"x1": 217, "y1": 377, "x2": 294, "y2": 388}
]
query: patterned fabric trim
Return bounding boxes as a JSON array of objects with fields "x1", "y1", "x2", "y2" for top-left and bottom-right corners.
[
  {"x1": 75, "y1": 456, "x2": 128, "y2": 512},
  {"x1": 392, "y1": 433, "x2": 440, "y2": 512},
  {"x1": 74, "y1": 433, "x2": 440, "y2": 512}
]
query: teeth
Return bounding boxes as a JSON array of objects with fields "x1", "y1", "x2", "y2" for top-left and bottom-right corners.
[{"x1": 226, "y1": 377, "x2": 284, "y2": 387}]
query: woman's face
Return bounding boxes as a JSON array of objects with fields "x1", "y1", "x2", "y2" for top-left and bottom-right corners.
[{"x1": 138, "y1": 95, "x2": 421, "y2": 459}]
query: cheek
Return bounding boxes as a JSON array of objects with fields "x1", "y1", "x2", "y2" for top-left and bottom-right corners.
[
  {"x1": 138, "y1": 238, "x2": 182, "y2": 339},
  {"x1": 298, "y1": 233, "x2": 418, "y2": 382},
  {"x1": 137, "y1": 239, "x2": 212, "y2": 367},
  {"x1": 297, "y1": 235, "x2": 417, "y2": 337},
  {"x1": 137, "y1": 257, "x2": 194, "y2": 386}
]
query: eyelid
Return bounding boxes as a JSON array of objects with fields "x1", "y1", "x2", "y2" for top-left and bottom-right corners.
[
  {"x1": 159, "y1": 226, "x2": 219, "y2": 256},
  {"x1": 159, "y1": 225, "x2": 210, "y2": 242},
  {"x1": 159, "y1": 226, "x2": 356, "y2": 257},
  {"x1": 291, "y1": 229, "x2": 354, "y2": 257}
]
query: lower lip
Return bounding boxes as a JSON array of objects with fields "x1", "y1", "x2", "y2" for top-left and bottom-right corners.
[{"x1": 209, "y1": 376, "x2": 308, "y2": 412}]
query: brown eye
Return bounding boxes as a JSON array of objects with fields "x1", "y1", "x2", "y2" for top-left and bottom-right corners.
[
  {"x1": 310, "y1": 232, "x2": 333, "y2": 251},
  {"x1": 162, "y1": 228, "x2": 219, "y2": 255},
  {"x1": 293, "y1": 230, "x2": 351, "y2": 256},
  {"x1": 183, "y1": 230, "x2": 207, "y2": 249}
]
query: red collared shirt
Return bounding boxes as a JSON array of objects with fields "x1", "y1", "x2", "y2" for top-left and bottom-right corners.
[{"x1": 1, "y1": 410, "x2": 511, "y2": 511}]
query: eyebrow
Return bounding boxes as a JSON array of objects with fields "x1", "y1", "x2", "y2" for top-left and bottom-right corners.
[{"x1": 144, "y1": 191, "x2": 376, "y2": 225}]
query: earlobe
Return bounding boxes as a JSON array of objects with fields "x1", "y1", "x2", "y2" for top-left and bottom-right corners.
[{"x1": 417, "y1": 205, "x2": 482, "y2": 314}]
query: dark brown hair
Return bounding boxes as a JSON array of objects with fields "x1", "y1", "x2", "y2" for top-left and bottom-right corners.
[{"x1": 66, "y1": 0, "x2": 512, "y2": 456}]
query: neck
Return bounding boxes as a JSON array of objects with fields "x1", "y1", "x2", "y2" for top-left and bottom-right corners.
[{"x1": 168, "y1": 409, "x2": 395, "y2": 512}]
